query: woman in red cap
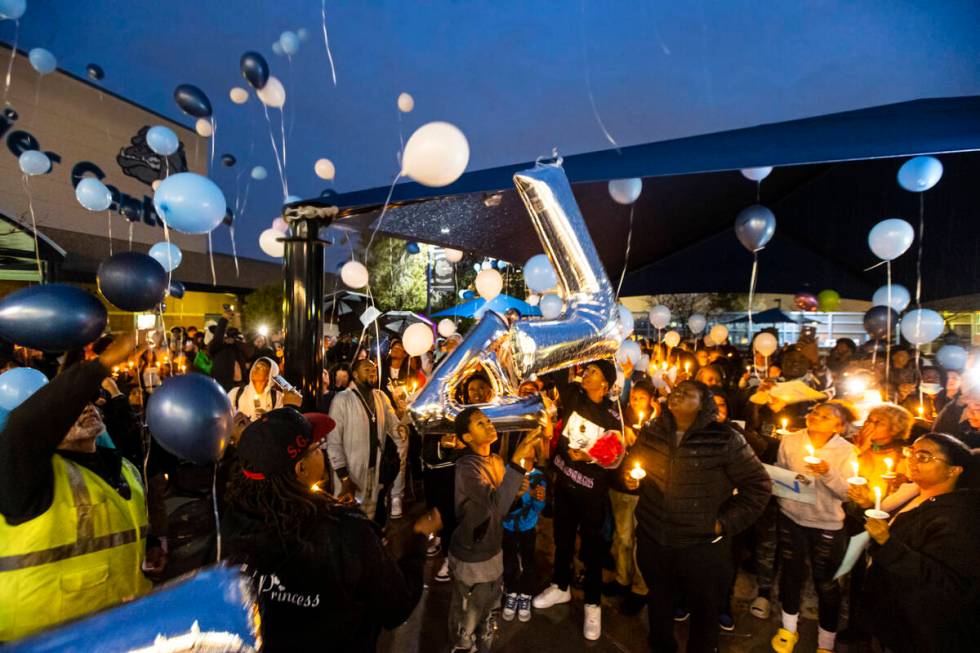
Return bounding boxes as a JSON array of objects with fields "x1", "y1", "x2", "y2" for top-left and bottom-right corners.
[{"x1": 222, "y1": 407, "x2": 441, "y2": 652}]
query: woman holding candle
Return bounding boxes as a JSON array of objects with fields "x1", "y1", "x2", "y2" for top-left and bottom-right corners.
[
  {"x1": 772, "y1": 401, "x2": 858, "y2": 653},
  {"x1": 851, "y1": 403, "x2": 913, "y2": 487},
  {"x1": 862, "y1": 433, "x2": 980, "y2": 653}
]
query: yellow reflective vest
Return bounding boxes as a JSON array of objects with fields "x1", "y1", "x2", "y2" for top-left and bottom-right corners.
[{"x1": 0, "y1": 453, "x2": 151, "y2": 641}]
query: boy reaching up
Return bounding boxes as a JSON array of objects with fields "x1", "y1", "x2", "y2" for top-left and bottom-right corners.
[{"x1": 448, "y1": 407, "x2": 543, "y2": 653}]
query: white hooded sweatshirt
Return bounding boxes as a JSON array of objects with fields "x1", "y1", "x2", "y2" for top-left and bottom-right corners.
[{"x1": 227, "y1": 356, "x2": 285, "y2": 421}]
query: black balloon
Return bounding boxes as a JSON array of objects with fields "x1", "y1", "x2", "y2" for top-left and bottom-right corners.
[
  {"x1": 173, "y1": 84, "x2": 212, "y2": 118},
  {"x1": 168, "y1": 280, "x2": 186, "y2": 299},
  {"x1": 863, "y1": 305, "x2": 898, "y2": 340},
  {"x1": 97, "y1": 252, "x2": 168, "y2": 312},
  {"x1": 147, "y1": 375, "x2": 233, "y2": 465},
  {"x1": 220, "y1": 154, "x2": 236, "y2": 167},
  {"x1": 0, "y1": 284, "x2": 107, "y2": 352},
  {"x1": 240, "y1": 51, "x2": 269, "y2": 90},
  {"x1": 86, "y1": 63, "x2": 104, "y2": 81}
]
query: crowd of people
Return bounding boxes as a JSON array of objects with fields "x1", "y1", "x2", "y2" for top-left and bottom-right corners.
[{"x1": 1, "y1": 308, "x2": 979, "y2": 653}]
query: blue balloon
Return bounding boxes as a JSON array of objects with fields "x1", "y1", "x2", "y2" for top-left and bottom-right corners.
[
  {"x1": 898, "y1": 156, "x2": 943, "y2": 192},
  {"x1": 0, "y1": 284, "x2": 107, "y2": 351},
  {"x1": 173, "y1": 84, "x2": 212, "y2": 118},
  {"x1": 146, "y1": 375, "x2": 233, "y2": 465},
  {"x1": 18, "y1": 149, "x2": 50, "y2": 175},
  {"x1": 462, "y1": 290, "x2": 475, "y2": 300},
  {"x1": 0, "y1": 367, "x2": 48, "y2": 411},
  {"x1": 250, "y1": 165, "x2": 267, "y2": 180},
  {"x1": 97, "y1": 252, "x2": 168, "y2": 312},
  {"x1": 539, "y1": 293, "x2": 564, "y2": 319},
  {"x1": 868, "y1": 218, "x2": 914, "y2": 261},
  {"x1": 167, "y1": 279, "x2": 185, "y2": 299},
  {"x1": 153, "y1": 172, "x2": 227, "y2": 235},
  {"x1": 240, "y1": 51, "x2": 269, "y2": 90},
  {"x1": 0, "y1": 0, "x2": 26, "y2": 20},
  {"x1": 863, "y1": 305, "x2": 897, "y2": 340},
  {"x1": 523, "y1": 254, "x2": 558, "y2": 293},
  {"x1": 935, "y1": 344, "x2": 968, "y2": 371},
  {"x1": 283, "y1": 194, "x2": 301, "y2": 205},
  {"x1": 279, "y1": 31, "x2": 300, "y2": 55},
  {"x1": 28, "y1": 47, "x2": 56, "y2": 75},
  {"x1": 146, "y1": 125, "x2": 179, "y2": 156},
  {"x1": 406, "y1": 241, "x2": 420, "y2": 255},
  {"x1": 734, "y1": 204, "x2": 776, "y2": 252},
  {"x1": 271, "y1": 41, "x2": 284, "y2": 56},
  {"x1": 75, "y1": 177, "x2": 113, "y2": 211},
  {"x1": 900, "y1": 308, "x2": 945, "y2": 346},
  {"x1": 149, "y1": 242, "x2": 182, "y2": 272},
  {"x1": 871, "y1": 284, "x2": 910, "y2": 313}
]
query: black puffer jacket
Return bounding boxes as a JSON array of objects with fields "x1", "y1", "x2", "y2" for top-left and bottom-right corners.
[
  {"x1": 631, "y1": 406, "x2": 771, "y2": 547},
  {"x1": 864, "y1": 489, "x2": 980, "y2": 653}
]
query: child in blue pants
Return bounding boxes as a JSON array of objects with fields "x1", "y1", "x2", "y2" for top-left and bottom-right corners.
[{"x1": 501, "y1": 462, "x2": 546, "y2": 622}]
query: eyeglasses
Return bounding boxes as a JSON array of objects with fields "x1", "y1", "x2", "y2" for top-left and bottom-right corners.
[{"x1": 907, "y1": 449, "x2": 948, "y2": 465}]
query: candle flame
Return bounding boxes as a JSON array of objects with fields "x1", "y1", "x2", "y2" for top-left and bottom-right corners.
[
  {"x1": 884, "y1": 457, "x2": 894, "y2": 472},
  {"x1": 917, "y1": 404, "x2": 924, "y2": 416},
  {"x1": 851, "y1": 460, "x2": 859, "y2": 477},
  {"x1": 806, "y1": 444, "x2": 815, "y2": 457},
  {"x1": 311, "y1": 482, "x2": 321, "y2": 493},
  {"x1": 874, "y1": 486, "x2": 882, "y2": 500},
  {"x1": 781, "y1": 418, "x2": 788, "y2": 430}
]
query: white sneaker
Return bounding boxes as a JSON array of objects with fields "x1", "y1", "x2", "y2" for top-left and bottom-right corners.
[
  {"x1": 435, "y1": 558, "x2": 451, "y2": 582},
  {"x1": 390, "y1": 496, "x2": 403, "y2": 519},
  {"x1": 517, "y1": 594, "x2": 532, "y2": 622},
  {"x1": 426, "y1": 536, "x2": 441, "y2": 558},
  {"x1": 501, "y1": 593, "x2": 518, "y2": 621},
  {"x1": 584, "y1": 603, "x2": 601, "y2": 641},
  {"x1": 532, "y1": 584, "x2": 571, "y2": 609}
]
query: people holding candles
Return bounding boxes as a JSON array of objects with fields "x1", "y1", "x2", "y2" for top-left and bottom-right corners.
[
  {"x1": 627, "y1": 380, "x2": 770, "y2": 653},
  {"x1": 862, "y1": 433, "x2": 980, "y2": 653},
  {"x1": 772, "y1": 401, "x2": 858, "y2": 653}
]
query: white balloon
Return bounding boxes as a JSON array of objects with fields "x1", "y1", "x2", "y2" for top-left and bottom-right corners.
[
  {"x1": 437, "y1": 318, "x2": 456, "y2": 338},
  {"x1": 526, "y1": 294, "x2": 540, "y2": 307},
  {"x1": 475, "y1": 269, "x2": 503, "y2": 300},
  {"x1": 229, "y1": 87, "x2": 249, "y2": 104},
  {"x1": 397, "y1": 92, "x2": 414, "y2": 113},
  {"x1": 687, "y1": 313, "x2": 706, "y2": 334},
  {"x1": 539, "y1": 294, "x2": 563, "y2": 319},
  {"x1": 443, "y1": 248, "x2": 463, "y2": 263},
  {"x1": 740, "y1": 166, "x2": 773, "y2": 182},
  {"x1": 401, "y1": 121, "x2": 469, "y2": 187},
  {"x1": 195, "y1": 118, "x2": 213, "y2": 137},
  {"x1": 638, "y1": 354, "x2": 650, "y2": 371},
  {"x1": 271, "y1": 217, "x2": 288, "y2": 233},
  {"x1": 251, "y1": 166, "x2": 268, "y2": 180},
  {"x1": 608, "y1": 178, "x2": 643, "y2": 205},
  {"x1": 871, "y1": 284, "x2": 911, "y2": 313},
  {"x1": 617, "y1": 340, "x2": 642, "y2": 365},
  {"x1": 900, "y1": 309, "x2": 945, "y2": 345},
  {"x1": 753, "y1": 332, "x2": 778, "y2": 357},
  {"x1": 259, "y1": 228, "x2": 284, "y2": 258},
  {"x1": 868, "y1": 218, "x2": 914, "y2": 261},
  {"x1": 663, "y1": 330, "x2": 681, "y2": 349},
  {"x1": 403, "y1": 322, "x2": 434, "y2": 357},
  {"x1": 702, "y1": 333, "x2": 716, "y2": 347},
  {"x1": 341, "y1": 260, "x2": 369, "y2": 289},
  {"x1": 648, "y1": 304, "x2": 671, "y2": 330},
  {"x1": 314, "y1": 158, "x2": 335, "y2": 180},
  {"x1": 710, "y1": 324, "x2": 729, "y2": 344},
  {"x1": 257, "y1": 75, "x2": 286, "y2": 108},
  {"x1": 618, "y1": 304, "x2": 634, "y2": 337}
]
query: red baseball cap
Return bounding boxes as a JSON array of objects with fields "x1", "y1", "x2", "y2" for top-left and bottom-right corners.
[{"x1": 237, "y1": 408, "x2": 336, "y2": 479}]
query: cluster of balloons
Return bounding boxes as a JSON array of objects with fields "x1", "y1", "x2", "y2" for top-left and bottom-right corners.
[
  {"x1": 0, "y1": 284, "x2": 107, "y2": 351},
  {"x1": 401, "y1": 122, "x2": 469, "y2": 188},
  {"x1": 608, "y1": 178, "x2": 642, "y2": 205}
]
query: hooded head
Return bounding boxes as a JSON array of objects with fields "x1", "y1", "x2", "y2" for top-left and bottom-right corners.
[{"x1": 250, "y1": 356, "x2": 280, "y2": 394}]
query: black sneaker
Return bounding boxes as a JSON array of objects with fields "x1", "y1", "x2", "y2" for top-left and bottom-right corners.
[
  {"x1": 602, "y1": 581, "x2": 628, "y2": 597},
  {"x1": 719, "y1": 613, "x2": 735, "y2": 631},
  {"x1": 673, "y1": 608, "x2": 690, "y2": 622},
  {"x1": 620, "y1": 592, "x2": 646, "y2": 616}
]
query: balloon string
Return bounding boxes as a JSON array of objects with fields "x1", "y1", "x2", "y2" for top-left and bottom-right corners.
[
  {"x1": 321, "y1": 0, "x2": 338, "y2": 86},
  {"x1": 29, "y1": 76, "x2": 40, "y2": 127},
  {"x1": 396, "y1": 108, "x2": 404, "y2": 167},
  {"x1": 885, "y1": 261, "x2": 891, "y2": 390},
  {"x1": 106, "y1": 210, "x2": 113, "y2": 257},
  {"x1": 162, "y1": 212, "x2": 173, "y2": 291},
  {"x1": 212, "y1": 464, "x2": 222, "y2": 562},
  {"x1": 207, "y1": 232, "x2": 216, "y2": 286},
  {"x1": 756, "y1": 180, "x2": 761, "y2": 203},
  {"x1": 915, "y1": 192, "x2": 924, "y2": 309},
  {"x1": 3, "y1": 21, "x2": 18, "y2": 104},
  {"x1": 229, "y1": 224, "x2": 240, "y2": 278},
  {"x1": 209, "y1": 116, "x2": 216, "y2": 172},
  {"x1": 278, "y1": 107, "x2": 288, "y2": 176},
  {"x1": 21, "y1": 175, "x2": 42, "y2": 280},
  {"x1": 262, "y1": 103, "x2": 288, "y2": 198},
  {"x1": 863, "y1": 260, "x2": 887, "y2": 272},
  {"x1": 579, "y1": 0, "x2": 619, "y2": 152},
  {"x1": 128, "y1": 221, "x2": 133, "y2": 250},
  {"x1": 363, "y1": 172, "x2": 401, "y2": 264},
  {"x1": 747, "y1": 251, "x2": 759, "y2": 343},
  {"x1": 615, "y1": 204, "x2": 634, "y2": 300}
]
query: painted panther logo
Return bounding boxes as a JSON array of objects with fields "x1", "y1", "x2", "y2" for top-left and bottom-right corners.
[{"x1": 117, "y1": 125, "x2": 188, "y2": 186}]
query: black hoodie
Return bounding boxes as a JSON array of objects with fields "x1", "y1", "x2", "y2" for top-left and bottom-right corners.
[
  {"x1": 221, "y1": 503, "x2": 427, "y2": 652},
  {"x1": 864, "y1": 489, "x2": 980, "y2": 653},
  {"x1": 630, "y1": 401, "x2": 771, "y2": 547}
]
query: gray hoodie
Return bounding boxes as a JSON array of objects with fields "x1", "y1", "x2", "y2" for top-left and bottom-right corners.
[{"x1": 450, "y1": 451, "x2": 524, "y2": 564}]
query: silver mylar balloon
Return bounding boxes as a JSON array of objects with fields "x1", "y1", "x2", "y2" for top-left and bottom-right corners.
[
  {"x1": 410, "y1": 162, "x2": 623, "y2": 433},
  {"x1": 734, "y1": 204, "x2": 776, "y2": 253}
]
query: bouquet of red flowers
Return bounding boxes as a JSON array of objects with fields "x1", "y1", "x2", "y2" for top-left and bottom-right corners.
[{"x1": 587, "y1": 430, "x2": 625, "y2": 468}]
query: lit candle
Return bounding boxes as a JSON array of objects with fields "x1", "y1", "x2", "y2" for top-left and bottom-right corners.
[
  {"x1": 917, "y1": 404, "x2": 925, "y2": 418},
  {"x1": 684, "y1": 362, "x2": 690, "y2": 374},
  {"x1": 630, "y1": 461, "x2": 647, "y2": 480},
  {"x1": 804, "y1": 444, "x2": 822, "y2": 465},
  {"x1": 874, "y1": 485, "x2": 882, "y2": 512},
  {"x1": 636, "y1": 410, "x2": 645, "y2": 428},
  {"x1": 311, "y1": 482, "x2": 322, "y2": 493},
  {"x1": 848, "y1": 460, "x2": 867, "y2": 486},
  {"x1": 661, "y1": 361, "x2": 668, "y2": 371},
  {"x1": 781, "y1": 418, "x2": 788, "y2": 433},
  {"x1": 882, "y1": 457, "x2": 896, "y2": 479}
]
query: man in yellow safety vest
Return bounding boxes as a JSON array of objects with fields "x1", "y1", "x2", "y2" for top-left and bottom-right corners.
[{"x1": 0, "y1": 334, "x2": 152, "y2": 642}]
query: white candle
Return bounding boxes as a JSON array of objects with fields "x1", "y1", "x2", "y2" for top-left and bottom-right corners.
[
  {"x1": 630, "y1": 462, "x2": 646, "y2": 480},
  {"x1": 804, "y1": 444, "x2": 822, "y2": 465},
  {"x1": 874, "y1": 486, "x2": 882, "y2": 512},
  {"x1": 848, "y1": 460, "x2": 867, "y2": 485},
  {"x1": 882, "y1": 457, "x2": 895, "y2": 478}
]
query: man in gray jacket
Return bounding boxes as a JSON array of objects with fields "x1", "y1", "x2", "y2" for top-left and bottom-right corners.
[
  {"x1": 448, "y1": 407, "x2": 541, "y2": 653},
  {"x1": 327, "y1": 359, "x2": 405, "y2": 522}
]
